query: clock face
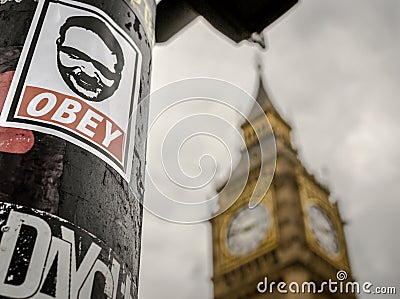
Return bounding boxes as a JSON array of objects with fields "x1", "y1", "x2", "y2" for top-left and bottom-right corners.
[
  {"x1": 226, "y1": 205, "x2": 269, "y2": 256},
  {"x1": 307, "y1": 204, "x2": 340, "y2": 256}
]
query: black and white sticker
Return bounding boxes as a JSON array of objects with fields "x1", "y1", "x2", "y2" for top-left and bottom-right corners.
[
  {"x1": 0, "y1": 0, "x2": 142, "y2": 181},
  {"x1": 0, "y1": 202, "x2": 135, "y2": 299}
]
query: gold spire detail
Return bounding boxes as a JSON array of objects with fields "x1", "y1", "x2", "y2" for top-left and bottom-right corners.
[{"x1": 242, "y1": 65, "x2": 292, "y2": 147}]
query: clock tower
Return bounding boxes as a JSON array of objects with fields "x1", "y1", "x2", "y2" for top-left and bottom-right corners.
[{"x1": 211, "y1": 72, "x2": 356, "y2": 299}]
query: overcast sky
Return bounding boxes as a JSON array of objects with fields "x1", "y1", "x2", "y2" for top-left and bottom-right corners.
[{"x1": 139, "y1": 1, "x2": 400, "y2": 298}]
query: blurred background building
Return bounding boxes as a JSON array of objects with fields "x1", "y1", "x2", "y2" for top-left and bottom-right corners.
[{"x1": 211, "y1": 73, "x2": 356, "y2": 299}]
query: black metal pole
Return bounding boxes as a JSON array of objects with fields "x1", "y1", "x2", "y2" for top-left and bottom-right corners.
[{"x1": 0, "y1": 0, "x2": 154, "y2": 298}]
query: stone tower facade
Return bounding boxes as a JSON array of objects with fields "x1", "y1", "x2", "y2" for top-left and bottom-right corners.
[{"x1": 211, "y1": 73, "x2": 356, "y2": 299}]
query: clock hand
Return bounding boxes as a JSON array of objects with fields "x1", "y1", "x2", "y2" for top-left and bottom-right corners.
[
  {"x1": 316, "y1": 226, "x2": 331, "y2": 234},
  {"x1": 229, "y1": 221, "x2": 262, "y2": 238}
]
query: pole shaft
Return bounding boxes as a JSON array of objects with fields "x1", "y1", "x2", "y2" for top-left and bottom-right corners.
[{"x1": 0, "y1": 0, "x2": 154, "y2": 297}]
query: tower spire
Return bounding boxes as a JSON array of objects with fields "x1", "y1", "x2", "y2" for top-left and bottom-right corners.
[
  {"x1": 243, "y1": 56, "x2": 293, "y2": 146},
  {"x1": 247, "y1": 55, "x2": 277, "y2": 121}
]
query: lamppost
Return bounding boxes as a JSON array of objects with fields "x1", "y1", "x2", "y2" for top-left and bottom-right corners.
[{"x1": 0, "y1": 0, "x2": 297, "y2": 298}]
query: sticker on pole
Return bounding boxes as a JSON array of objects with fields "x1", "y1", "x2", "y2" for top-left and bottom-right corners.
[
  {"x1": 0, "y1": 202, "x2": 135, "y2": 299},
  {"x1": 0, "y1": 0, "x2": 142, "y2": 181}
]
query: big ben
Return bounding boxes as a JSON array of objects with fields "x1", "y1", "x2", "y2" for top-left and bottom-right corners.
[{"x1": 211, "y1": 69, "x2": 356, "y2": 299}]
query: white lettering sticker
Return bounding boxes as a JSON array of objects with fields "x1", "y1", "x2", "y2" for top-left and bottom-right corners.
[{"x1": 0, "y1": 203, "x2": 134, "y2": 299}]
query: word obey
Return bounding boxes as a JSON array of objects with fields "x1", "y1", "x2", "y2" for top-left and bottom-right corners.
[{"x1": 17, "y1": 86, "x2": 124, "y2": 162}]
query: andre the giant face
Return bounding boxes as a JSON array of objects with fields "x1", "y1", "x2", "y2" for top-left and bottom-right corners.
[{"x1": 56, "y1": 16, "x2": 124, "y2": 102}]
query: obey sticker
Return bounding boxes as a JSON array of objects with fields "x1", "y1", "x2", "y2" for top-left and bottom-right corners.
[{"x1": 0, "y1": 0, "x2": 142, "y2": 181}]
